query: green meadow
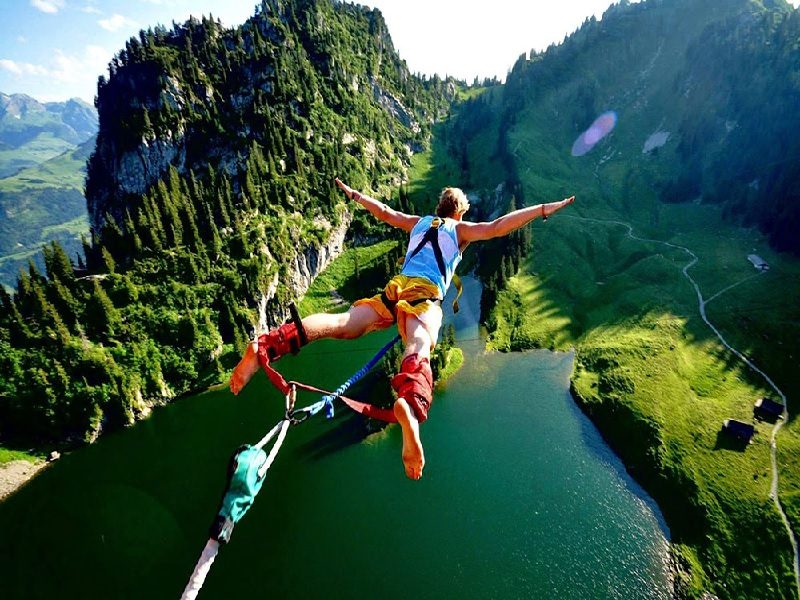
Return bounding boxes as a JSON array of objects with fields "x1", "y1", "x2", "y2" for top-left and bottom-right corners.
[
  {"x1": 406, "y1": 73, "x2": 800, "y2": 596},
  {"x1": 0, "y1": 132, "x2": 76, "y2": 178},
  {"x1": 0, "y1": 140, "x2": 91, "y2": 288}
]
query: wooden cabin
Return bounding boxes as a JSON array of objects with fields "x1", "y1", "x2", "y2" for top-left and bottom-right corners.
[
  {"x1": 754, "y1": 397, "x2": 784, "y2": 420},
  {"x1": 721, "y1": 419, "x2": 755, "y2": 443}
]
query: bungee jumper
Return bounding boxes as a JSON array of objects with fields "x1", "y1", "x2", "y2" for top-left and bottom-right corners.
[
  {"x1": 230, "y1": 177, "x2": 575, "y2": 480},
  {"x1": 182, "y1": 183, "x2": 575, "y2": 598}
]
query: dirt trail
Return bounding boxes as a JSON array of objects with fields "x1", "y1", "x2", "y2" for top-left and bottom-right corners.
[{"x1": 564, "y1": 214, "x2": 800, "y2": 594}]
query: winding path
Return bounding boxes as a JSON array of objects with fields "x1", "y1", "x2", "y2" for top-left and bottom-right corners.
[{"x1": 563, "y1": 214, "x2": 800, "y2": 595}]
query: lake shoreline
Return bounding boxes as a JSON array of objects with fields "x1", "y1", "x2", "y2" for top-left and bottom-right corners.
[{"x1": 0, "y1": 459, "x2": 46, "y2": 502}]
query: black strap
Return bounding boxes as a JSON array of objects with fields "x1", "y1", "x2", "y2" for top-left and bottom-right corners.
[
  {"x1": 406, "y1": 218, "x2": 447, "y2": 278},
  {"x1": 379, "y1": 291, "x2": 439, "y2": 319},
  {"x1": 288, "y1": 302, "x2": 308, "y2": 346}
]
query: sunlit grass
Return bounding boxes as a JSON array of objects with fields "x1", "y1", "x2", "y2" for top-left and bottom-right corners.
[
  {"x1": 0, "y1": 447, "x2": 42, "y2": 466},
  {"x1": 298, "y1": 240, "x2": 398, "y2": 316},
  {"x1": 488, "y1": 196, "x2": 800, "y2": 597}
]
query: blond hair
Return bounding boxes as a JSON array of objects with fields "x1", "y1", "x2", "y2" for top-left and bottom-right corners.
[{"x1": 435, "y1": 187, "x2": 469, "y2": 218}]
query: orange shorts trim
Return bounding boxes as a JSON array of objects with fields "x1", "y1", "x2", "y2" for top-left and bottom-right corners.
[{"x1": 354, "y1": 275, "x2": 443, "y2": 346}]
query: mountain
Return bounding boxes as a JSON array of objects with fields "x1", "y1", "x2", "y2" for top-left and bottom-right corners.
[
  {"x1": 495, "y1": 0, "x2": 799, "y2": 252},
  {"x1": 0, "y1": 0, "x2": 456, "y2": 447},
  {"x1": 0, "y1": 137, "x2": 93, "y2": 290},
  {"x1": 0, "y1": 93, "x2": 97, "y2": 178},
  {"x1": 0, "y1": 93, "x2": 96, "y2": 289},
  {"x1": 443, "y1": 0, "x2": 800, "y2": 598}
]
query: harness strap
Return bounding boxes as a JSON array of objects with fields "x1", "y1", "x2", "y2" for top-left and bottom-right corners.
[
  {"x1": 379, "y1": 291, "x2": 440, "y2": 319},
  {"x1": 405, "y1": 217, "x2": 447, "y2": 278},
  {"x1": 260, "y1": 358, "x2": 291, "y2": 395},
  {"x1": 451, "y1": 274, "x2": 463, "y2": 314},
  {"x1": 401, "y1": 218, "x2": 463, "y2": 314}
]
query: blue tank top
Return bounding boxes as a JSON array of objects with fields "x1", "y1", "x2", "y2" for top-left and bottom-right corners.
[{"x1": 400, "y1": 215, "x2": 462, "y2": 299}]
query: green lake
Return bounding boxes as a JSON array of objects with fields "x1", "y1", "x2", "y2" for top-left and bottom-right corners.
[{"x1": 0, "y1": 277, "x2": 671, "y2": 599}]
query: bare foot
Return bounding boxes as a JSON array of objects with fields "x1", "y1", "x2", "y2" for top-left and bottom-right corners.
[
  {"x1": 229, "y1": 341, "x2": 261, "y2": 395},
  {"x1": 393, "y1": 397, "x2": 425, "y2": 480}
]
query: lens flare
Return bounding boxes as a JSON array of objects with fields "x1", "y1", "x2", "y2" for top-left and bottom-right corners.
[{"x1": 571, "y1": 111, "x2": 618, "y2": 157}]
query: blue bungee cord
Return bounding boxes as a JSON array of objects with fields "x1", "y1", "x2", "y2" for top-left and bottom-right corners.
[{"x1": 303, "y1": 334, "x2": 401, "y2": 418}]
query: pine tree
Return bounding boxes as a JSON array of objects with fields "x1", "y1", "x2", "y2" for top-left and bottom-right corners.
[
  {"x1": 101, "y1": 247, "x2": 117, "y2": 274},
  {"x1": 43, "y1": 242, "x2": 75, "y2": 284},
  {"x1": 84, "y1": 280, "x2": 120, "y2": 339}
]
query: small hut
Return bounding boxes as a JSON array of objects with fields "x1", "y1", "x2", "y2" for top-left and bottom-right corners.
[
  {"x1": 747, "y1": 254, "x2": 769, "y2": 272},
  {"x1": 721, "y1": 419, "x2": 755, "y2": 443},
  {"x1": 754, "y1": 397, "x2": 784, "y2": 421}
]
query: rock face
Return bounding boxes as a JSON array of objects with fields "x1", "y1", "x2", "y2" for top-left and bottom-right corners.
[
  {"x1": 371, "y1": 77, "x2": 420, "y2": 133},
  {"x1": 287, "y1": 216, "x2": 348, "y2": 297},
  {"x1": 263, "y1": 213, "x2": 350, "y2": 327}
]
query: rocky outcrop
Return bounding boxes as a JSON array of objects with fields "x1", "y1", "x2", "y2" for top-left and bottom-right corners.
[
  {"x1": 287, "y1": 217, "x2": 348, "y2": 296},
  {"x1": 371, "y1": 77, "x2": 420, "y2": 133},
  {"x1": 263, "y1": 213, "x2": 350, "y2": 328},
  {"x1": 88, "y1": 130, "x2": 187, "y2": 229}
]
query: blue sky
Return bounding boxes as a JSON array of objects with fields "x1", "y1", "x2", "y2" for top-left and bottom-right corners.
[{"x1": 1, "y1": 0, "x2": 798, "y2": 104}]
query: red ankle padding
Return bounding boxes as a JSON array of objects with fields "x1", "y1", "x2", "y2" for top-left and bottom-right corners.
[
  {"x1": 256, "y1": 322, "x2": 304, "y2": 368},
  {"x1": 391, "y1": 354, "x2": 433, "y2": 423}
]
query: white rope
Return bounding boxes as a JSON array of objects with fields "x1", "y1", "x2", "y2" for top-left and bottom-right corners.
[
  {"x1": 180, "y1": 387, "x2": 296, "y2": 598},
  {"x1": 258, "y1": 419, "x2": 291, "y2": 479},
  {"x1": 254, "y1": 420, "x2": 285, "y2": 450},
  {"x1": 180, "y1": 539, "x2": 220, "y2": 600}
]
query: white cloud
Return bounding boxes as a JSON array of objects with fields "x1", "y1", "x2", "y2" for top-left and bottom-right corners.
[
  {"x1": 0, "y1": 46, "x2": 110, "y2": 102},
  {"x1": 30, "y1": 0, "x2": 65, "y2": 14},
  {"x1": 0, "y1": 58, "x2": 49, "y2": 77},
  {"x1": 81, "y1": 5, "x2": 102, "y2": 14},
  {"x1": 17, "y1": 36, "x2": 28, "y2": 43},
  {"x1": 98, "y1": 14, "x2": 138, "y2": 32},
  {"x1": 49, "y1": 46, "x2": 111, "y2": 83}
]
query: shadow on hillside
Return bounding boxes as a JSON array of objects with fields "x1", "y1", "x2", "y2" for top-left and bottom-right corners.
[{"x1": 713, "y1": 429, "x2": 750, "y2": 452}]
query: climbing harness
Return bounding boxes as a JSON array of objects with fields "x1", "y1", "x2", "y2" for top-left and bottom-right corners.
[
  {"x1": 401, "y1": 217, "x2": 463, "y2": 313},
  {"x1": 180, "y1": 334, "x2": 401, "y2": 599}
]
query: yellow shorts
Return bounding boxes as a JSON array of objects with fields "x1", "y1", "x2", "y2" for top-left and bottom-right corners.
[{"x1": 354, "y1": 275, "x2": 443, "y2": 346}]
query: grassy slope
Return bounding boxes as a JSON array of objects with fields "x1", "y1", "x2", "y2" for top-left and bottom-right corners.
[
  {"x1": 477, "y1": 101, "x2": 800, "y2": 596},
  {"x1": 0, "y1": 448, "x2": 41, "y2": 466},
  {"x1": 0, "y1": 141, "x2": 91, "y2": 288},
  {"x1": 0, "y1": 132, "x2": 75, "y2": 178},
  {"x1": 0, "y1": 140, "x2": 88, "y2": 193},
  {"x1": 443, "y1": 3, "x2": 800, "y2": 595}
]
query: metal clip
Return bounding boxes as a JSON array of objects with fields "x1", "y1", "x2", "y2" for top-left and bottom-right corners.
[
  {"x1": 287, "y1": 409, "x2": 310, "y2": 425},
  {"x1": 284, "y1": 384, "x2": 297, "y2": 415},
  {"x1": 284, "y1": 385, "x2": 308, "y2": 425}
]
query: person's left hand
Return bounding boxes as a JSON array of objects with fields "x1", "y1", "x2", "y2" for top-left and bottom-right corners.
[{"x1": 335, "y1": 178, "x2": 354, "y2": 199}]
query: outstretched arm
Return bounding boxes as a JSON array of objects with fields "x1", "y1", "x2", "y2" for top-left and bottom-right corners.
[
  {"x1": 457, "y1": 196, "x2": 575, "y2": 243},
  {"x1": 335, "y1": 178, "x2": 419, "y2": 232}
]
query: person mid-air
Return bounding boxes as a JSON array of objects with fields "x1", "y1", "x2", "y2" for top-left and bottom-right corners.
[{"x1": 230, "y1": 178, "x2": 575, "y2": 479}]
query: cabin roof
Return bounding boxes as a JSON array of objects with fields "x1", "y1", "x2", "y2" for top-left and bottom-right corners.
[
  {"x1": 722, "y1": 419, "x2": 755, "y2": 440},
  {"x1": 754, "y1": 397, "x2": 784, "y2": 415}
]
